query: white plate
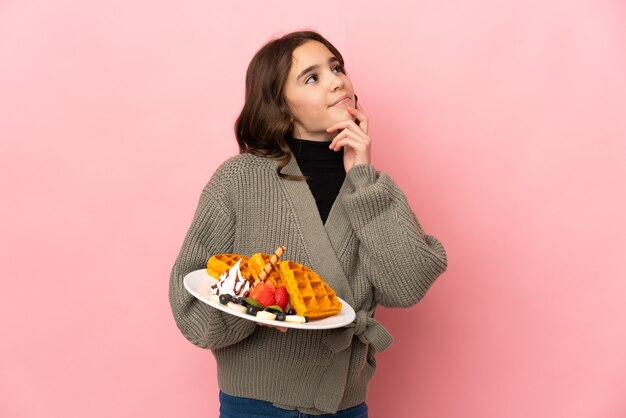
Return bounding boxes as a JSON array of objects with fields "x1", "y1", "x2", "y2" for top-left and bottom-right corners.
[{"x1": 183, "y1": 269, "x2": 356, "y2": 330}]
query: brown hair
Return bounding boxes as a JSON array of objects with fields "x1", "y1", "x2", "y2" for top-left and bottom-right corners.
[{"x1": 234, "y1": 31, "x2": 346, "y2": 179}]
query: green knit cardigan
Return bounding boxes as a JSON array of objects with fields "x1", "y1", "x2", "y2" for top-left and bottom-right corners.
[{"x1": 169, "y1": 153, "x2": 447, "y2": 414}]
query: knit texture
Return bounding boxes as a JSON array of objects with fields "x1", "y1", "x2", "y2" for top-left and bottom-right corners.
[{"x1": 169, "y1": 153, "x2": 447, "y2": 415}]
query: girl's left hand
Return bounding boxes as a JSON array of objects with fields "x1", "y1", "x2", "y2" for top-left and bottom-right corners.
[
  {"x1": 327, "y1": 107, "x2": 371, "y2": 172},
  {"x1": 259, "y1": 323, "x2": 288, "y2": 333}
]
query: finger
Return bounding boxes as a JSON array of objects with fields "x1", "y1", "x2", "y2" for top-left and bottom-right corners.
[
  {"x1": 330, "y1": 136, "x2": 369, "y2": 153},
  {"x1": 332, "y1": 136, "x2": 372, "y2": 167},
  {"x1": 326, "y1": 121, "x2": 362, "y2": 135},
  {"x1": 330, "y1": 134, "x2": 369, "y2": 153},
  {"x1": 326, "y1": 119, "x2": 365, "y2": 135},
  {"x1": 327, "y1": 126, "x2": 367, "y2": 151},
  {"x1": 347, "y1": 107, "x2": 369, "y2": 134},
  {"x1": 329, "y1": 129, "x2": 368, "y2": 151}
]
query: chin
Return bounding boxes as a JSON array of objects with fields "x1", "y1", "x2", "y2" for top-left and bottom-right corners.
[{"x1": 334, "y1": 111, "x2": 353, "y2": 123}]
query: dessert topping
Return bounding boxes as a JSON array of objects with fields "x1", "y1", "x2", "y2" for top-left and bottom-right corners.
[{"x1": 210, "y1": 258, "x2": 250, "y2": 297}]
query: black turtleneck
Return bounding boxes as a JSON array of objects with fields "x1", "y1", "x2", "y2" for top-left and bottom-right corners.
[{"x1": 286, "y1": 136, "x2": 345, "y2": 224}]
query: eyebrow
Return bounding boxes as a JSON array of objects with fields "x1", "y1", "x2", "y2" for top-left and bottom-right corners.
[{"x1": 296, "y1": 57, "x2": 340, "y2": 81}]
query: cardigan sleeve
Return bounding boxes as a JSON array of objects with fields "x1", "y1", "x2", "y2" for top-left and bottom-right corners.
[
  {"x1": 341, "y1": 164, "x2": 447, "y2": 308},
  {"x1": 169, "y1": 165, "x2": 257, "y2": 350}
]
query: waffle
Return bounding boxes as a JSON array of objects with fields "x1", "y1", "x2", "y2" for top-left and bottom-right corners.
[
  {"x1": 278, "y1": 260, "x2": 342, "y2": 319},
  {"x1": 247, "y1": 253, "x2": 284, "y2": 287},
  {"x1": 206, "y1": 253, "x2": 253, "y2": 282}
]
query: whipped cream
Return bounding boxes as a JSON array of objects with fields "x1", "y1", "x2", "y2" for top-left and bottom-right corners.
[{"x1": 210, "y1": 259, "x2": 250, "y2": 297}]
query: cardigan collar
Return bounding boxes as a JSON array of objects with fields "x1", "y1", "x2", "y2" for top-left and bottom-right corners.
[
  {"x1": 279, "y1": 155, "x2": 393, "y2": 413},
  {"x1": 279, "y1": 155, "x2": 355, "y2": 306}
]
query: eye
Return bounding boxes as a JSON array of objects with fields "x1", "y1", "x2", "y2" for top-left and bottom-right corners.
[
  {"x1": 331, "y1": 64, "x2": 344, "y2": 73},
  {"x1": 304, "y1": 74, "x2": 318, "y2": 84}
]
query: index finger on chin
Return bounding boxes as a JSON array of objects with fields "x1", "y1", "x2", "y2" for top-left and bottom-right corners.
[{"x1": 348, "y1": 107, "x2": 369, "y2": 134}]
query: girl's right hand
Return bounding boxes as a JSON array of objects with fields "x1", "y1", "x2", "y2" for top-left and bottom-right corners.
[{"x1": 326, "y1": 107, "x2": 371, "y2": 172}]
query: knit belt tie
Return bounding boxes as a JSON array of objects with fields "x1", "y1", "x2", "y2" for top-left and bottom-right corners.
[
  {"x1": 313, "y1": 310, "x2": 393, "y2": 413},
  {"x1": 324, "y1": 310, "x2": 394, "y2": 353}
]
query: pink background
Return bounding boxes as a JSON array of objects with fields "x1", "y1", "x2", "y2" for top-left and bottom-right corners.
[{"x1": 1, "y1": 1, "x2": 625, "y2": 417}]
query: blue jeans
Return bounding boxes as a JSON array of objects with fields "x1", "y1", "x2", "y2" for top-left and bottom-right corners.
[{"x1": 219, "y1": 391, "x2": 368, "y2": 418}]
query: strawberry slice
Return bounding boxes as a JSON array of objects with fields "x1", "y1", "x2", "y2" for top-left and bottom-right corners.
[
  {"x1": 274, "y1": 286, "x2": 289, "y2": 311},
  {"x1": 248, "y1": 282, "x2": 276, "y2": 307}
]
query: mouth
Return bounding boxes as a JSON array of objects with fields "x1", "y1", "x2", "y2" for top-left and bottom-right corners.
[{"x1": 329, "y1": 95, "x2": 351, "y2": 107}]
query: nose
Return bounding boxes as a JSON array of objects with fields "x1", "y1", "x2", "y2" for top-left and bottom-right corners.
[{"x1": 330, "y1": 72, "x2": 344, "y2": 91}]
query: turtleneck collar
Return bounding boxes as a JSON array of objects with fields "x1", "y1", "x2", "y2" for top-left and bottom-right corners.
[{"x1": 286, "y1": 136, "x2": 344, "y2": 161}]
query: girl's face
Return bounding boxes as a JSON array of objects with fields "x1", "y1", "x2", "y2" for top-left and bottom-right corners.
[{"x1": 284, "y1": 40, "x2": 356, "y2": 141}]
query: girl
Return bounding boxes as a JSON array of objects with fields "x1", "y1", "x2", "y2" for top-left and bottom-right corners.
[{"x1": 169, "y1": 30, "x2": 447, "y2": 417}]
